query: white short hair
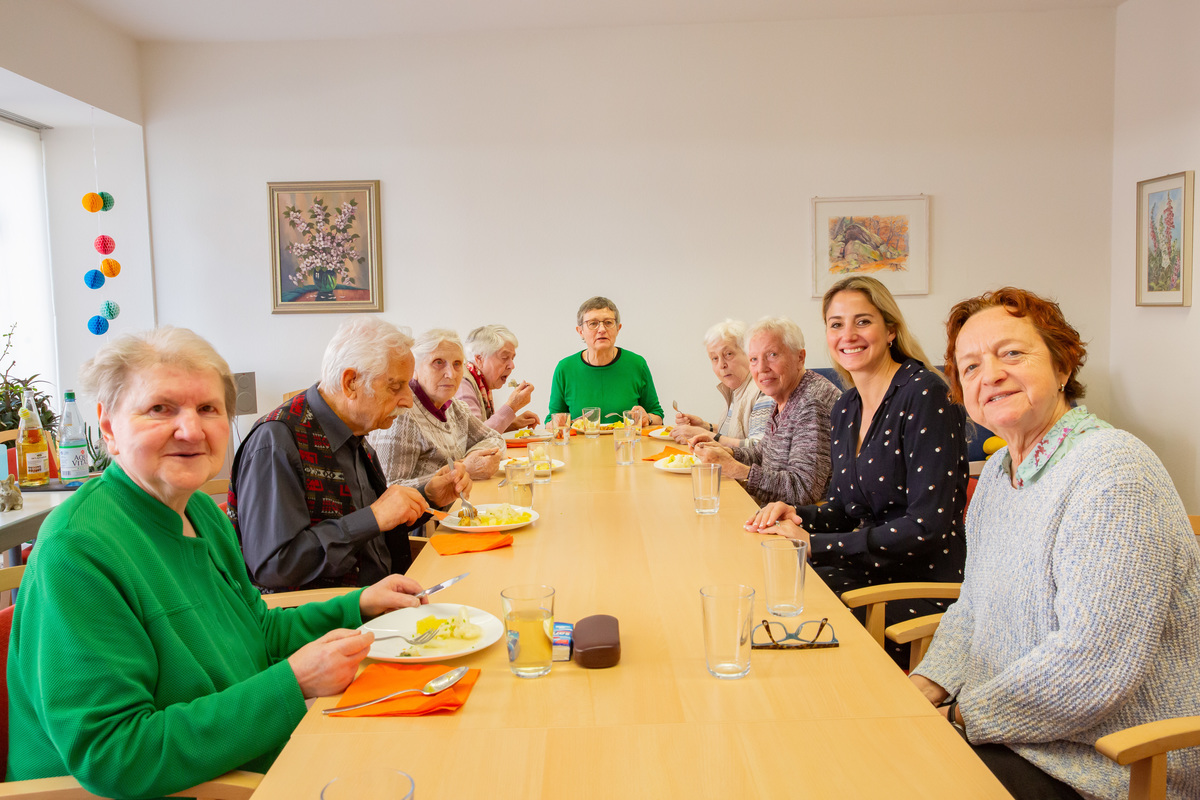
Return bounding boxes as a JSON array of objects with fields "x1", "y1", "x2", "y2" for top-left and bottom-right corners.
[
  {"x1": 745, "y1": 316, "x2": 805, "y2": 353},
  {"x1": 79, "y1": 326, "x2": 235, "y2": 416},
  {"x1": 704, "y1": 319, "x2": 746, "y2": 352},
  {"x1": 320, "y1": 318, "x2": 414, "y2": 393},
  {"x1": 412, "y1": 328, "x2": 464, "y2": 363},
  {"x1": 464, "y1": 325, "x2": 519, "y2": 360}
]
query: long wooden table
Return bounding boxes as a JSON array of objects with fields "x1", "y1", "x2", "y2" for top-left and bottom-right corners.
[
  {"x1": 254, "y1": 435, "x2": 1010, "y2": 798},
  {"x1": 0, "y1": 491, "x2": 72, "y2": 567}
]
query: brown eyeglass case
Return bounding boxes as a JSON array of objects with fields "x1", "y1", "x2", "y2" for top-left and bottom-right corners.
[{"x1": 572, "y1": 614, "x2": 620, "y2": 668}]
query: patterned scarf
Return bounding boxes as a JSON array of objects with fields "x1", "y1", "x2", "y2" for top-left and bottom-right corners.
[
  {"x1": 466, "y1": 362, "x2": 494, "y2": 420},
  {"x1": 1003, "y1": 405, "x2": 1112, "y2": 488}
]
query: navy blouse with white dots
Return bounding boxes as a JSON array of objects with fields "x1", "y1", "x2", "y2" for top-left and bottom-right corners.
[{"x1": 799, "y1": 358, "x2": 968, "y2": 587}]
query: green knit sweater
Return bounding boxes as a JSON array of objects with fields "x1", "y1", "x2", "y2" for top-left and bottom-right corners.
[
  {"x1": 6, "y1": 464, "x2": 363, "y2": 799},
  {"x1": 545, "y1": 348, "x2": 664, "y2": 421}
]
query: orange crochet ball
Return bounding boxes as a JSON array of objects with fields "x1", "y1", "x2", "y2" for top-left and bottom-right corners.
[
  {"x1": 82, "y1": 192, "x2": 103, "y2": 212},
  {"x1": 100, "y1": 258, "x2": 121, "y2": 278}
]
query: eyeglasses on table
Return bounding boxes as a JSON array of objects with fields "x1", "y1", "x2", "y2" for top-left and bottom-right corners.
[{"x1": 751, "y1": 617, "x2": 839, "y2": 650}]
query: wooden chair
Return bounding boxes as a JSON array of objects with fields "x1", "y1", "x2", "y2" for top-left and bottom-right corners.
[
  {"x1": 840, "y1": 582, "x2": 962, "y2": 671},
  {"x1": 1189, "y1": 515, "x2": 1199, "y2": 544},
  {"x1": 282, "y1": 390, "x2": 303, "y2": 401},
  {"x1": 0, "y1": 566, "x2": 263, "y2": 798},
  {"x1": 260, "y1": 586, "x2": 357, "y2": 609}
]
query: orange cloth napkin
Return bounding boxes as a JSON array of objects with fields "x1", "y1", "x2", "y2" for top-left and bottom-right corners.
[
  {"x1": 327, "y1": 663, "x2": 481, "y2": 717},
  {"x1": 643, "y1": 445, "x2": 689, "y2": 461},
  {"x1": 429, "y1": 533, "x2": 514, "y2": 555},
  {"x1": 506, "y1": 440, "x2": 528, "y2": 448}
]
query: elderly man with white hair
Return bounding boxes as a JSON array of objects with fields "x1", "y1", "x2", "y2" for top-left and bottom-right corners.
[
  {"x1": 456, "y1": 324, "x2": 539, "y2": 432},
  {"x1": 230, "y1": 318, "x2": 470, "y2": 591},
  {"x1": 370, "y1": 328, "x2": 506, "y2": 491},
  {"x1": 692, "y1": 316, "x2": 841, "y2": 508},
  {"x1": 671, "y1": 319, "x2": 775, "y2": 449}
]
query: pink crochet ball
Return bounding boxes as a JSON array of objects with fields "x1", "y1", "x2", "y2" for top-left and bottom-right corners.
[
  {"x1": 82, "y1": 193, "x2": 103, "y2": 212},
  {"x1": 94, "y1": 235, "x2": 115, "y2": 255}
]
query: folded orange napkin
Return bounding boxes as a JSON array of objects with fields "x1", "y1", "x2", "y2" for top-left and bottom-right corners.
[
  {"x1": 506, "y1": 440, "x2": 528, "y2": 448},
  {"x1": 327, "y1": 663, "x2": 481, "y2": 717},
  {"x1": 430, "y1": 533, "x2": 514, "y2": 555},
  {"x1": 643, "y1": 445, "x2": 689, "y2": 461}
]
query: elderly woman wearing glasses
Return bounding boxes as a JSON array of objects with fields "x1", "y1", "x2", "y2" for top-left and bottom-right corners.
[
  {"x1": 456, "y1": 324, "x2": 539, "y2": 432},
  {"x1": 909, "y1": 288, "x2": 1200, "y2": 800},
  {"x1": 670, "y1": 319, "x2": 774, "y2": 448},
  {"x1": 546, "y1": 296, "x2": 664, "y2": 427}
]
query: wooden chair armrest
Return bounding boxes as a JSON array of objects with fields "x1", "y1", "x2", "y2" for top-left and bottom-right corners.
[
  {"x1": 0, "y1": 775, "x2": 101, "y2": 797},
  {"x1": 0, "y1": 770, "x2": 261, "y2": 799},
  {"x1": 262, "y1": 587, "x2": 357, "y2": 609},
  {"x1": 0, "y1": 564, "x2": 26, "y2": 593},
  {"x1": 167, "y1": 769, "x2": 262, "y2": 799},
  {"x1": 884, "y1": 613, "x2": 944, "y2": 646},
  {"x1": 841, "y1": 582, "x2": 962, "y2": 608},
  {"x1": 1095, "y1": 717, "x2": 1200, "y2": 765}
]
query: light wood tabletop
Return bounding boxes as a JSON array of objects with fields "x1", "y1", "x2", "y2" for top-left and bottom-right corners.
[
  {"x1": 255, "y1": 434, "x2": 1011, "y2": 799},
  {"x1": 0, "y1": 490, "x2": 72, "y2": 563}
]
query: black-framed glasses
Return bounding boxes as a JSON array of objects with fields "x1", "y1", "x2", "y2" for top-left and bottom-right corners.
[
  {"x1": 583, "y1": 319, "x2": 618, "y2": 331},
  {"x1": 751, "y1": 618, "x2": 839, "y2": 650}
]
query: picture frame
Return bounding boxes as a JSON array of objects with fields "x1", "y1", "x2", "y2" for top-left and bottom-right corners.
[
  {"x1": 1135, "y1": 171, "x2": 1193, "y2": 307},
  {"x1": 812, "y1": 195, "x2": 930, "y2": 297},
  {"x1": 268, "y1": 180, "x2": 383, "y2": 313}
]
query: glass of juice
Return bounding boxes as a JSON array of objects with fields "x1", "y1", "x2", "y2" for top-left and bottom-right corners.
[{"x1": 501, "y1": 585, "x2": 555, "y2": 678}]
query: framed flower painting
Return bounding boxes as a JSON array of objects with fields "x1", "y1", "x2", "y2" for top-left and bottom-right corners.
[
  {"x1": 268, "y1": 180, "x2": 383, "y2": 313},
  {"x1": 1135, "y1": 171, "x2": 1193, "y2": 307}
]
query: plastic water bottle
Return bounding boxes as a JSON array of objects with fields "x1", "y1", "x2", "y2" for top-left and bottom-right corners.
[{"x1": 59, "y1": 390, "x2": 90, "y2": 482}]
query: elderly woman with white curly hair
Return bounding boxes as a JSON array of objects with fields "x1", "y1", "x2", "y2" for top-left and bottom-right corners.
[
  {"x1": 671, "y1": 319, "x2": 774, "y2": 449},
  {"x1": 456, "y1": 324, "x2": 539, "y2": 432},
  {"x1": 371, "y1": 328, "x2": 506, "y2": 493},
  {"x1": 692, "y1": 316, "x2": 841, "y2": 508}
]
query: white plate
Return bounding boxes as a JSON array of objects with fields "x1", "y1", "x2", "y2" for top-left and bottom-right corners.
[
  {"x1": 437, "y1": 503, "x2": 540, "y2": 532},
  {"x1": 654, "y1": 455, "x2": 700, "y2": 474},
  {"x1": 504, "y1": 429, "x2": 551, "y2": 443},
  {"x1": 647, "y1": 427, "x2": 676, "y2": 441},
  {"x1": 499, "y1": 457, "x2": 565, "y2": 472},
  {"x1": 362, "y1": 603, "x2": 503, "y2": 663},
  {"x1": 572, "y1": 423, "x2": 620, "y2": 435}
]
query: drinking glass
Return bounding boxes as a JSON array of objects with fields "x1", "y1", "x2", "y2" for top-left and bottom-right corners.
[
  {"x1": 527, "y1": 441, "x2": 553, "y2": 484},
  {"x1": 622, "y1": 409, "x2": 641, "y2": 430},
  {"x1": 551, "y1": 412, "x2": 570, "y2": 446},
  {"x1": 504, "y1": 460, "x2": 534, "y2": 507},
  {"x1": 691, "y1": 463, "x2": 721, "y2": 515},
  {"x1": 501, "y1": 585, "x2": 555, "y2": 678},
  {"x1": 581, "y1": 407, "x2": 601, "y2": 438},
  {"x1": 700, "y1": 584, "x2": 754, "y2": 679},
  {"x1": 613, "y1": 425, "x2": 637, "y2": 465},
  {"x1": 761, "y1": 538, "x2": 807, "y2": 617},
  {"x1": 321, "y1": 769, "x2": 414, "y2": 799}
]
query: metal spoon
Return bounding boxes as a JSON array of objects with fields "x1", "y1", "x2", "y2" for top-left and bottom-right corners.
[
  {"x1": 323, "y1": 665, "x2": 470, "y2": 714},
  {"x1": 672, "y1": 400, "x2": 680, "y2": 413}
]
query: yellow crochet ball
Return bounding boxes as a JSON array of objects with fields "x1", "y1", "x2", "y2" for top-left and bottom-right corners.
[
  {"x1": 100, "y1": 258, "x2": 121, "y2": 278},
  {"x1": 82, "y1": 192, "x2": 103, "y2": 212},
  {"x1": 982, "y1": 436, "x2": 1007, "y2": 456}
]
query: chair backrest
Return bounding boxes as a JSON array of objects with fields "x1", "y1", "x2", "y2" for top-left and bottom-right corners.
[
  {"x1": 1, "y1": 600, "x2": 16, "y2": 779},
  {"x1": 282, "y1": 390, "x2": 303, "y2": 401}
]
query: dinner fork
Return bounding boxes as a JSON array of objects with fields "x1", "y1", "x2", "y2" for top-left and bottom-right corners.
[
  {"x1": 446, "y1": 456, "x2": 478, "y2": 519},
  {"x1": 372, "y1": 627, "x2": 443, "y2": 646}
]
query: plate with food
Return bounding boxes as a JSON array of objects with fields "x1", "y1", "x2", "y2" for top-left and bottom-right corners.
[
  {"x1": 499, "y1": 457, "x2": 565, "y2": 473},
  {"x1": 362, "y1": 604, "x2": 504, "y2": 663},
  {"x1": 647, "y1": 426, "x2": 676, "y2": 440},
  {"x1": 654, "y1": 454, "x2": 700, "y2": 473},
  {"x1": 438, "y1": 503, "x2": 540, "y2": 532},
  {"x1": 504, "y1": 428, "x2": 551, "y2": 442},
  {"x1": 571, "y1": 420, "x2": 622, "y2": 435}
]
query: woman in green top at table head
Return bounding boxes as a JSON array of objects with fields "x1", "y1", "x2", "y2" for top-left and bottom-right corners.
[{"x1": 546, "y1": 296, "x2": 664, "y2": 428}]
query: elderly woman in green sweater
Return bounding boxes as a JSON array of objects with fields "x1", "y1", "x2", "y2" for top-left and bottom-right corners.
[
  {"x1": 6, "y1": 328, "x2": 428, "y2": 798},
  {"x1": 546, "y1": 296, "x2": 664, "y2": 427}
]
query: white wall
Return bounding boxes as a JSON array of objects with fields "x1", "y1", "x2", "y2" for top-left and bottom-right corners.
[
  {"x1": 1111, "y1": 0, "x2": 1200, "y2": 509},
  {"x1": 139, "y1": 9, "x2": 1117, "y2": 435}
]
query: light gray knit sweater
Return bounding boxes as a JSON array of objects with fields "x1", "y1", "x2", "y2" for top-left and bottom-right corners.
[{"x1": 914, "y1": 428, "x2": 1200, "y2": 800}]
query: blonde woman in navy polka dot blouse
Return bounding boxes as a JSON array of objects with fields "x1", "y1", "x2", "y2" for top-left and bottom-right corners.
[{"x1": 747, "y1": 276, "x2": 968, "y2": 664}]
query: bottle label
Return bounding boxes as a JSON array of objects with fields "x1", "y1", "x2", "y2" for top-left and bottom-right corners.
[
  {"x1": 61, "y1": 443, "x2": 90, "y2": 480},
  {"x1": 23, "y1": 450, "x2": 49, "y2": 476}
]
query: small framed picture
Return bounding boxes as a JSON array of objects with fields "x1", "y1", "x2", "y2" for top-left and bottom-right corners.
[
  {"x1": 268, "y1": 180, "x2": 383, "y2": 313},
  {"x1": 1135, "y1": 171, "x2": 1193, "y2": 307},
  {"x1": 812, "y1": 195, "x2": 930, "y2": 297}
]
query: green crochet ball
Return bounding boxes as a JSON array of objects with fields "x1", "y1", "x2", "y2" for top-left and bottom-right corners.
[
  {"x1": 99, "y1": 191, "x2": 115, "y2": 211},
  {"x1": 101, "y1": 300, "x2": 120, "y2": 320}
]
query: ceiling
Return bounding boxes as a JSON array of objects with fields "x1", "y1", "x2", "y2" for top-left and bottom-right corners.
[{"x1": 68, "y1": 0, "x2": 1123, "y2": 43}]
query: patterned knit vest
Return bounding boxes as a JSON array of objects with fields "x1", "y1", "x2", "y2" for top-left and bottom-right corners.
[{"x1": 229, "y1": 391, "x2": 388, "y2": 590}]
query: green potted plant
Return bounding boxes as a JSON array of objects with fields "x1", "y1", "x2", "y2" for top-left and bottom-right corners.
[{"x1": 0, "y1": 324, "x2": 58, "y2": 433}]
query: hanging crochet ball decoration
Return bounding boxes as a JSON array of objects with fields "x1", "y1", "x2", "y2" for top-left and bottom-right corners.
[
  {"x1": 82, "y1": 192, "x2": 103, "y2": 212},
  {"x1": 87, "y1": 315, "x2": 109, "y2": 335},
  {"x1": 99, "y1": 191, "x2": 115, "y2": 211},
  {"x1": 84, "y1": 269, "x2": 106, "y2": 289},
  {"x1": 100, "y1": 258, "x2": 121, "y2": 278},
  {"x1": 100, "y1": 300, "x2": 120, "y2": 320},
  {"x1": 94, "y1": 234, "x2": 115, "y2": 254}
]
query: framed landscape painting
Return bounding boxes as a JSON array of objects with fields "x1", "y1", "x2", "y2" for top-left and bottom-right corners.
[
  {"x1": 812, "y1": 195, "x2": 930, "y2": 297},
  {"x1": 1135, "y1": 171, "x2": 1193, "y2": 307},
  {"x1": 269, "y1": 180, "x2": 383, "y2": 313}
]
